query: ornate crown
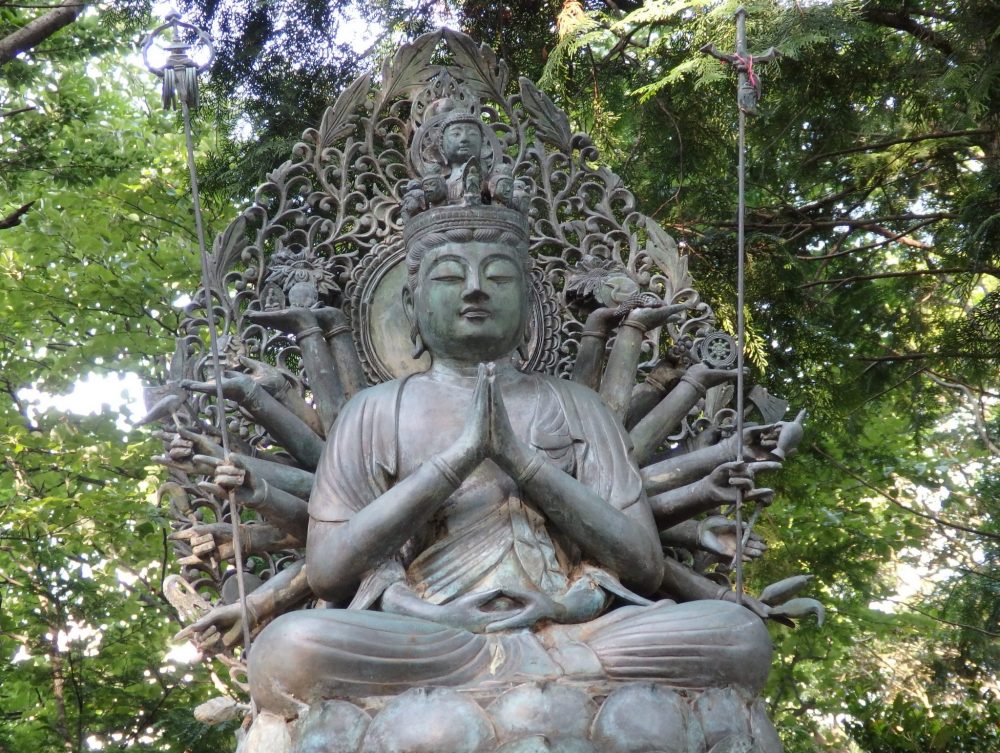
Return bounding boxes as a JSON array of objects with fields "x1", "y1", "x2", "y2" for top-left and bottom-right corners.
[
  {"x1": 401, "y1": 78, "x2": 532, "y2": 237},
  {"x1": 403, "y1": 203, "x2": 531, "y2": 247}
]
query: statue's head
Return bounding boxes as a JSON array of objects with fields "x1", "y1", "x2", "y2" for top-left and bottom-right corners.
[
  {"x1": 439, "y1": 116, "x2": 484, "y2": 167},
  {"x1": 401, "y1": 205, "x2": 531, "y2": 364}
]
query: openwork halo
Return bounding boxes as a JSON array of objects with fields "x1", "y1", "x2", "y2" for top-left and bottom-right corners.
[{"x1": 347, "y1": 238, "x2": 560, "y2": 383}]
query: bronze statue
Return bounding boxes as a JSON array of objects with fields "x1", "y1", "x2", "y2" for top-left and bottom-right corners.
[
  {"x1": 230, "y1": 201, "x2": 771, "y2": 719},
  {"x1": 149, "y1": 29, "x2": 817, "y2": 753}
]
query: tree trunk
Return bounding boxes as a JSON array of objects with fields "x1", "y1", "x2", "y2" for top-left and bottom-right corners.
[{"x1": 0, "y1": 1, "x2": 86, "y2": 67}]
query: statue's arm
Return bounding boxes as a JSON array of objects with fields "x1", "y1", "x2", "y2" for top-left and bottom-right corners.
[
  {"x1": 207, "y1": 458, "x2": 310, "y2": 540},
  {"x1": 629, "y1": 363, "x2": 739, "y2": 466},
  {"x1": 658, "y1": 519, "x2": 701, "y2": 549},
  {"x1": 641, "y1": 436, "x2": 737, "y2": 494},
  {"x1": 248, "y1": 306, "x2": 372, "y2": 431},
  {"x1": 642, "y1": 417, "x2": 805, "y2": 495},
  {"x1": 154, "y1": 427, "x2": 315, "y2": 499},
  {"x1": 624, "y1": 360, "x2": 683, "y2": 430},
  {"x1": 316, "y1": 306, "x2": 368, "y2": 400},
  {"x1": 234, "y1": 355, "x2": 324, "y2": 436},
  {"x1": 660, "y1": 557, "x2": 770, "y2": 620},
  {"x1": 487, "y1": 376, "x2": 662, "y2": 593},
  {"x1": 306, "y1": 450, "x2": 476, "y2": 602},
  {"x1": 517, "y1": 465, "x2": 663, "y2": 593},
  {"x1": 599, "y1": 305, "x2": 686, "y2": 421},
  {"x1": 248, "y1": 307, "x2": 347, "y2": 431},
  {"x1": 660, "y1": 555, "x2": 729, "y2": 601},
  {"x1": 648, "y1": 478, "x2": 722, "y2": 528},
  {"x1": 659, "y1": 516, "x2": 766, "y2": 563},
  {"x1": 647, "y1": 459, "x2": 779, "y2": 529},
  {"x1": 571, "y1": 308, "x2": 617, "y2": 390},
  {"x1": 171, "y1": 521, "x2": 303, "y2": 565},
  {"x1": 184, "y1": 373, "x2": 324, "y2": 470},
  {"x1": 229, "y1": 452, "x2": 314, "y2": 499},
  {"x1": 176, "y1": 560, "x2": 311, "y2": 650}
]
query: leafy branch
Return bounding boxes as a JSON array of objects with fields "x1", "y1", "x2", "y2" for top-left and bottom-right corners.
[{"x1": 811, "y1": 444, "x2": 1000, "y2": 542}]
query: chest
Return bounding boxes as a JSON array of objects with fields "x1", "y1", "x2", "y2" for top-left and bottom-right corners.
[{"x1": 395, "y1": 378, "x2": 540, "y2": 471}]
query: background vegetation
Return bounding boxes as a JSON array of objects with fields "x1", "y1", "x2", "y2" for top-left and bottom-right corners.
[{"x1": 1, "y1": 1, "x2": 997, "y2": 751}]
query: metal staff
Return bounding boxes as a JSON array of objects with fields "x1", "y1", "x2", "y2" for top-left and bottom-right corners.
[
  {"x1": 701, "y1": 7, "x2": 780, "y2": 603},
  {"x1": 143, "y1": 13, "x2": 256, "y2": 679}
]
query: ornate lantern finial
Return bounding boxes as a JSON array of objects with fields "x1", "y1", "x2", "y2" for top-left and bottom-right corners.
[{"x1": 142, "y1": 8, "x2": 215, "y2": 111}]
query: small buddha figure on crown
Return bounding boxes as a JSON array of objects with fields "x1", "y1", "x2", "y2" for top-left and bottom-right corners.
[{"x1": 405, "y1": 92, "x2": 521, "y2": 215}]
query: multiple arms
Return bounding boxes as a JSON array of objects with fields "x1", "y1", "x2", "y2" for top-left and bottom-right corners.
[{"x1": 156, "y1": 300, "x2": 809, "y2": 648}]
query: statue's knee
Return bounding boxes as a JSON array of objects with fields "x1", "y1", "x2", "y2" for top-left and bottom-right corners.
[
  {"x1": 717, "y1": 600, "x2": 772, "y2": 656},
  {"x1": 248, "y1": 611, "x2": 339, "y2": 718},
  {"x1": 710, "y1": 600, "x2": 773, "y2": 691},
  {"x1": 248, "y1": 612, "x2": 324, "y2": 687}
]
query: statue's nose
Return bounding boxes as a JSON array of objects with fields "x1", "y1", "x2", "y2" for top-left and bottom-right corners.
[{"x1": 462, "y1": 272, "x2": 487, "y2": 301}]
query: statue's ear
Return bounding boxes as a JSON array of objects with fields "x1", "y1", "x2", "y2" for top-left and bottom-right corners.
[
  {"x1": 401, "y1": 286, "x2": 426, "y2": 358},
  {"x1": 401, "y1": 286, "x2": 415, "y2": 326}
]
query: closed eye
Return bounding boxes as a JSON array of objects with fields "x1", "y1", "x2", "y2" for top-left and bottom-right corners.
[{"x1": 483, "y1": 258, "x2": 519, "y2": 283}]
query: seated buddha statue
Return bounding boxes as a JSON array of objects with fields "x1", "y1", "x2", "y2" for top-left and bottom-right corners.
[{"x1": 220, "y1": 151, "x2": 774, "y2": 719}]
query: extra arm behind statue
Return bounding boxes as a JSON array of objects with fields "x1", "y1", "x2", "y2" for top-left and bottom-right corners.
[
  {"x1": 571, "y1": 308, "x2": 618, "y2": 390},
  {"x1": 641, "y1": 412, "x2": 807, "y2": 495},
  {"x1": 155, "y1": 426, "x2": 315, "y2": 499},
  {"x1": 572, "y1": 302, "x2": 685, "y2": 406},
  {"x1": 202, "y1": 455, "x2": 309, "y2": 541},
  {"x1": 247, "y1": 306, "x2": 368, "y2": 432},
  {"x1": 630, "y1": 362, "x2": 743, "y2": 465},
  {"x1": 234, "y1": 355, "x2": 324, "y2": 436},
  {"x1": 171, "y1": 521, "x2": 303, "y2": 566},
  {"x1": 660, "y1": 557, "x2": 772, "y2": 621},
  {"x1": 649, "y1": 459, "x2": 780, "y2": 529},
  {"x1": 175, "y1": 559, "x2": 310, "y2": 652},
  {"x1": 659, "y1": 516, "x2": 766, "y2": 563},
  {"x1": 625, "y1": 360, "x2": 683, "y2": 431},
  {"x1": 183, "y1": 371, "x2": 324, "y2": 470},
  {"x1": 599, "y1": 303, "x2": 687, "y2": 421}
]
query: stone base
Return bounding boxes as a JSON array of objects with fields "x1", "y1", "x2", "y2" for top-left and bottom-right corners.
[{"x1": 236, "y1": 682, "x2": 782, "y2": 753}]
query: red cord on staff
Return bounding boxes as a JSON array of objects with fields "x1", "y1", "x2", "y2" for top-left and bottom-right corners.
[{"x1": 735, "y1": 52, "x2": 759, "y2": 92}]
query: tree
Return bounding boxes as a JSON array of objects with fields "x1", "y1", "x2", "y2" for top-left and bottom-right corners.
[
  {"x1": 0, "y1": 0, "x2": 85, "y2": 68},
  {"x1": 0, "y1": 10, "x2": 239, "y2": 751}
]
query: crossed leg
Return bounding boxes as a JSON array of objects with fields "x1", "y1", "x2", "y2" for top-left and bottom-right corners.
[{"x1": 248, "y1": 600, "x2": 772, "y2": 719}]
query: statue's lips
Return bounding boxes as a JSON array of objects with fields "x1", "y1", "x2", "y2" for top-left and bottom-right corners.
[{"x1": 460, "y1": 306, "x2": 491, "y2": 321}]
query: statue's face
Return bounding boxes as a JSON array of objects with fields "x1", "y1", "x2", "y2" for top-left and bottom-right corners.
[
  {"x1": 441, "y1": 122, "x2": 483, "y2": 165},
  {"x1": 406, "y1": 241, "x2": 527, "y2": 363}
]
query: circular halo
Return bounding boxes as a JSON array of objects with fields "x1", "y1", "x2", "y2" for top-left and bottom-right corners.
[{"x1": 348, "y1": 238, "x2": 560, "y2": 383}]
